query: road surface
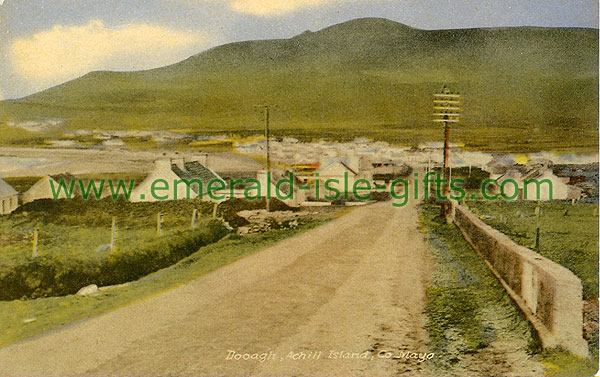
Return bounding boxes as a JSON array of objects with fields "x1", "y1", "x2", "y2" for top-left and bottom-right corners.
[{"x1": 0, "y1": 201, "x2": 433, "y2": 376}]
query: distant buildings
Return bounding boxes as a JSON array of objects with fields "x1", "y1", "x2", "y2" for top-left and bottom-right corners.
[
  {"x1": 0, "y1": 134, "x2": 596, "y2": 207},
  {"x1": 553, "y1": 162, "x2": 599, "y2": 202}
]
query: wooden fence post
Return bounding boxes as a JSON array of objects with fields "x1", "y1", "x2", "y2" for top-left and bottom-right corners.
[
  {"x1": 157, "y1": 213, "x2": 163, "y2": 236},
  {"x1": 110, "y1": 217, "x2": 117, "y2": 250},
  {"x1": 191, "y1": 209, "x2": 198, "y2": 228},
  {"x1": 534, "y1": 206, "x2": 541, "y2": 250},
  {"x1": 32, "y1": 229, "x2": 39, "y2": 259}
]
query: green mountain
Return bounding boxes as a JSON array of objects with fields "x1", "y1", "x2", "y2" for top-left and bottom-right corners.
[{"x1": 1, "y1": 18, "x2": 598, "y2": 152}]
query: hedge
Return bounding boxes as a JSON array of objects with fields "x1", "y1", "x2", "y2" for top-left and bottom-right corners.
[{"x1": 0, "y1": 219, "x2": 228, "y2": 300}]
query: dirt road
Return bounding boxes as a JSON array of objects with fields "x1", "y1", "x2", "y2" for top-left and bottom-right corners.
[{"x1": 0, "y1": 201, "x2": 433, "y2": 377}]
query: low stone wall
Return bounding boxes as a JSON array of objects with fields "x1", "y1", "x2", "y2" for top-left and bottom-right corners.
[{"x1": 453, "y1": 204, "x2": 588, "y2": 357}]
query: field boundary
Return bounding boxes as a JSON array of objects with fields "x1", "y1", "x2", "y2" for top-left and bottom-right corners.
[{"x1": 451, "y1": 203, "x2": 589, "y2": 357}]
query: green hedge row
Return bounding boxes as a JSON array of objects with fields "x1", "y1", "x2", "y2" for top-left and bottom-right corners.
[{"x1": 0, "y1": 219, "x2": 228, "y2": 300}]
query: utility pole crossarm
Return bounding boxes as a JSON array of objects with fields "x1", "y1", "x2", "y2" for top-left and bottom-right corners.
[{"x1": 433, "y1": 93, "x2": 460, "y2": 98}]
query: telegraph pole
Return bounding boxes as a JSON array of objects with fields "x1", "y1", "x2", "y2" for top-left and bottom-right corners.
[
  {"x1": 256, "y1": 104, "x2": 275, "y2": 212},
  {"x1": 264, "y1": 105, "x2": 271, "y2": 175},
  {"x1": 433, "y1": 86, "x2": 461, "y2": 220}
]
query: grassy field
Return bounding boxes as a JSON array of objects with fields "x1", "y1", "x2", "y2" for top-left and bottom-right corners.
[
  {"x1": 0, "y1": 198, "x2": 226, "y2": 299},
  {"x1": 419, "y1": 204, "x2": 598, "y2": 377},
  {"x1": 0, "y1": 198, "x2": 216, "y2": 262},
  {"x1": 0, "y1": 213, "x2": 340, "y2": 348},
  {"x1": 465, "y1": 200, "x2": 599, "y2": 300}
]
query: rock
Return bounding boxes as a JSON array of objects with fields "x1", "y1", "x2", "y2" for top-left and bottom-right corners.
[
  {"x1": 96, "y1": 244, "x2": 111, "y2": 253},
  {"x1": 77, "y1": 284, "x2": 99, "y2": 296}
]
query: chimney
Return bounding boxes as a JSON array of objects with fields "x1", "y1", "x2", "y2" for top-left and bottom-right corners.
[
  {"x1": 172, "y1": 157, "x2": 185, "y2": 170},
  {"x1": 154, "y1": 158, "x2": 171, "y2": 171},
  {"x1": 198, "y1": 153, "x2": 209, "y2": 166}
]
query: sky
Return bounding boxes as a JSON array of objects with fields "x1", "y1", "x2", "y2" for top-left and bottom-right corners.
[{"x1": 0, "y1": 0, "x2": 598, "y2": 100}]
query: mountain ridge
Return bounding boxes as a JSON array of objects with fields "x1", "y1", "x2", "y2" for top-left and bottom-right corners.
[{"x1": 0, "y1": 17, "x2": 597, "y2": 152}]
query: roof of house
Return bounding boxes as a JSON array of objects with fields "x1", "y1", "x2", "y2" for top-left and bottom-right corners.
[
  {"x1": 49, "y1": 173, "x2": 76, "y2": 182},
  {"x1": 553, "y1": 163, "x2": 599, "y2": 178},
  {"x1": 319, "y1": 159, "x2": 358, "y2": 176},
  {"x1": 497, "y1": 165, "x2": 562, "y2": 185},
  {"x1": 496, "y1": 165, "x2": 530, "y2": 181},
  {"x1": 340, "y1": 161, "x2": 358, "y2": 176},
  {"x1": 0, "y1": 178, "x2": 18, "y2": 198},
  {"x1": 371, "y1": 163, "x2": 411, "y2": 177},
  {"x1": 171, "y1": 161, "x2": 223, "y2": 194},
  {"x1": 521, "y1": 167, "x2": 568, "y2": 185}
]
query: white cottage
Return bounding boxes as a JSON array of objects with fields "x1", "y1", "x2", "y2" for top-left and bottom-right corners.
[
  {"x1": 495, "y1": 166, "x2": 574, "y2": 201},
  {"x1": 317, "y1": 158, "x2": 360, "y2": 198},
  {"x1": 131, "y1": 158, "x2": 224, "y2": 202},
  {"x1": 22, "y1": 174, "x2": 79, "y2": 203}
]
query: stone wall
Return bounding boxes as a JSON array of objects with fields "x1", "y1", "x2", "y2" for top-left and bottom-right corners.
[{"x1": 453, "y1": 204, "x2": 588, "y2": 357}]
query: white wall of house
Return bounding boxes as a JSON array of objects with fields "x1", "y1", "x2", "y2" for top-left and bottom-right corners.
[
  {"x1": 317, "y1": 162, "x2": 358, "y2": 195},
  {"x1": 496, "y1": 170, "x2": 570, "y2": 201},
  {"x1": 131, "y1": 169, "x2": 193, "y2": 202},
  {"x1": 256, "y1": 170, "x2": 304, "y2": 207},
  {"x1": 567, "y1": 186, "x2": 584, "y2": 200},
  {"x1": 523, "y1": 172, "x2": 568, "y2": 201},
  {"x1": 0, "y1": 195, "x2": 19, "y2": 215}
]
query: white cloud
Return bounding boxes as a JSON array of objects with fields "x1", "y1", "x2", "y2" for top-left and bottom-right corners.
[
  {"x1": 229, "y1": 0, "x2": 338, "y2": 15},
  {"x1": 9, "y1": 20, "x2": 211, "y2": 91}
]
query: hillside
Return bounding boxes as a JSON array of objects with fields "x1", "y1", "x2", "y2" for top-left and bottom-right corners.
[{"x1": 0, "y1": 18, "x2": 598, "y2": 152}]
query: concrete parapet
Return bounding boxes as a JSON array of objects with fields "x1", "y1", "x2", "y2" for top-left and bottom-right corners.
[{"x1": 453, "y1": 204, "x2": 588, "y2": 357}]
